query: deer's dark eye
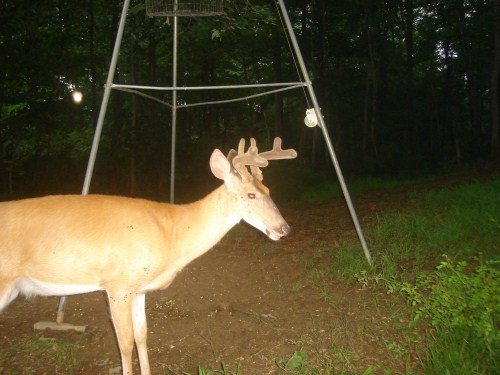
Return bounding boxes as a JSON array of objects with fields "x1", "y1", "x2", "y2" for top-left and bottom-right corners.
[{"x1": 248, "y1": 193, "x2": 256, "y2": 199}]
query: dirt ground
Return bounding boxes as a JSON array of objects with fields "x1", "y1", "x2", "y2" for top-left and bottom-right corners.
[{"x1": 0, "y1": 168, "x2": 495, "y2": 374}]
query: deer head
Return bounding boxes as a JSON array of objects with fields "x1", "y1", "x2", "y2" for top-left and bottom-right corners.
[{"x1": 210, "y1": 137, "x2": 297, "y2": 240}]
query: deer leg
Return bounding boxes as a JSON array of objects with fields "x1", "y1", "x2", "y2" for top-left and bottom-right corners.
[
  {"x1": 107, "y1": 292, "x2": 135, "y2": 375},
  {"x1": 132, "y1": 293, "x2": 150, "y2": 375}
]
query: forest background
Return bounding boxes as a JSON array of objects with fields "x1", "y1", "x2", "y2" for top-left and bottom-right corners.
[{"x1": 1, "y1": 0, "x2": 499, "y2": 201}]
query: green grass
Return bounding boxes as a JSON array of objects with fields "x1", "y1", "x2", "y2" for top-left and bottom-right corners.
[
  {"x1": 401, "y1": 256, "x2": 499, "y2": 374},
  {"x1": 422, "y1": 326, "x2": 498, "y2": 375},
  {"x1": 408, "y1": 179, "x2": 500, "y2": 259},
  {"x1": 350, "y1": 178, "x2": 500, "y2": 374},
  {"x1": 292, "y1": 175, "x2": 408, "y2": 206},
  {"x1": 329, "y1": 242, "x2": 369, "y2": 281},
  {"x1": 295, "y1": 176, "x2": 499, "y2": 374},
  {"x1": 368, "y1": 178, "x2": 500, "y2": 276},
  {"x1": 0, "y1": 334, "x2": 82, "y2": 373},
  {"x1": 275, "y1": 350, "x2": 376, "y2": 375},
  {"x1": 185, "y1": 363, "x2": 241, "y2": 375}
]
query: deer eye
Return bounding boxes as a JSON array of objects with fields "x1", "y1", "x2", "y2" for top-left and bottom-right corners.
[{"x1": 247, "y1": 193, "x2": 256, "y2": 199}]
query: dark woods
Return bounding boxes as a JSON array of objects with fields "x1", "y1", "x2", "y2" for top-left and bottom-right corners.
[{"x1": 0, "y1": 0, "x2": 498, "y2": 200}]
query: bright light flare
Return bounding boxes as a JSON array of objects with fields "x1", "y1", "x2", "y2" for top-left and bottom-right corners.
[{"x1": 72, "y1": 90, "x2": 83, "y2": 104}]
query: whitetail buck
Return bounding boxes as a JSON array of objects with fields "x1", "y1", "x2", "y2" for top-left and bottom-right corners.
[{"x1": 0, "y1": 137, "x2": 296, "y2": 375}]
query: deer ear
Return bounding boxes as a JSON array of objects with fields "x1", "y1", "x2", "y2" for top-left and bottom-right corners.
[{"x1": 210, "y1": 149, "x2": 231, "y2": 180}]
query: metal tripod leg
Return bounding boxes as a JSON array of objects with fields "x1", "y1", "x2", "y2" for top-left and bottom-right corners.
[
  {"x1": 277, "y1": 0, "x2": 372, "y2": 265},
  {"x1": 51, "y1": 0, "x2": 132, "y2": 328}
]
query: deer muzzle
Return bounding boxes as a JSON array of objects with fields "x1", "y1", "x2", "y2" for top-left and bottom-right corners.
[{"x1": 266, "y1": 222, "x2": 291, "y2": 241}]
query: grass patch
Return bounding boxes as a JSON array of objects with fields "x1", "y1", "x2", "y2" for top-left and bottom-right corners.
[
  {"x1": 329, "y1": 242, "x2": 368, "y2": 281},
  {"x1": 291, "y1": 178, "x2": 498, "y2": 373},
  {"x1": 276, "y1": 350, "x2": 376, "y2": 375},
  {"x1": 365, "y1": 179, "x2": 500, "y2": 278},
  {"x1": 349, "y1": 178, "x2": 500, "y2": 374},
  {"x1": 186, "y1": 363, "x2": 241, "y2": 375},
  {"x1": 401, "y1": 256, "x2": 499, "y2": 374},
  {"x1": 408, "y1": 179, "x2": 500, "y2": 259},
  {"x1": 0, "y1": 334, "x2": 82, "y2": 373},
  {"x1": 423, "y1": 326, "x2": 497, "y2": 375},
  {"x1": 296, "y1": 177, "x2": 407, "y2": 205}
]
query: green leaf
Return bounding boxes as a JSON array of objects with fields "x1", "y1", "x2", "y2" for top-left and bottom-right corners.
[{"x1": 284, "y1": 351, "x2": 308, "y2": 371}]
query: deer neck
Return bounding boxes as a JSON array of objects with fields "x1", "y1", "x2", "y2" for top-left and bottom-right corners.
[{"x1": 167, "y1": 184, "x2": 240, "y2": 269}]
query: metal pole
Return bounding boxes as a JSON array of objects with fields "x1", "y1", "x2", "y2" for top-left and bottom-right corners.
[
  {"x1": 277, "y1": 0, "x2": 372, "y2": 265},
  {"x1": 170, "y1": 3, "x2": 178, "y2": 203},
  {"x1": 82, "y1": 0, "x2": 131, "y2": 196},
  {"x1": 56, "y1": 0, "x2": 132, "y2": 324},
  {"x1": 111, "y1": 82, "x2": 307, "y2": 91}
]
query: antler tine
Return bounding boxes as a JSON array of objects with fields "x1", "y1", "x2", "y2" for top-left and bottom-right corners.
[
  {"x1": 232, "y1": 138, "x2": 268, "y2": 182},
  {"x1": 226, "y1": 149, "x2": 237, "y2": 163},
  {"x1": 250, "y1": 165, "x2": 264, "y2": 182},
  {"x1": 250, "y1": 137, "x2": 298, "y2": 182},
  {"x1": 259, "y1": 137, "x2": 298, "y2": 160},
  {"x1": 237, "y1": 138, "x2": 246, "y2": 156},
  {"x1": 231, "y1": 137, "x2": 296, "y2": 182}
]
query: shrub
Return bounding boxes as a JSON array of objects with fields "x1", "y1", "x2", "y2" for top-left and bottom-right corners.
[{"x1": 401, "y1": 255, "x2": 499, "y2": 373}]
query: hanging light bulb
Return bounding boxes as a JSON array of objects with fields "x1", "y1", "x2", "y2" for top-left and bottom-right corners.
[{"x1": 304, "y1": 108, "x2": 318, "y2": 127}]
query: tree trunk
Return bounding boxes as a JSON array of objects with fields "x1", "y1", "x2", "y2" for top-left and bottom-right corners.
[
  {"x1": 129, "y1": 36, "x2": 137, "y2": 196},
  {"x1": 369, "y1": 42, "x2": 379, "y2": 158},
  {"x1": 272, "y1": 32, "x2": 283, "y2": 137},
  {"x1": 404, "y1": 0, "x2": 415, "y2": 154},
  {"x1": 456, "y1": 1, "x2": 482, "y2": 150},
  {"x1": 87, "y1": 0, "x2": 97, "y2": 126},
  {"x1": 362, "y1": 66, "x2": 370, "y2": 153},
  {"x1": 491, "y1": 0, "x2": 500, "y2": 159},
  {"x1": 109, "y1": 0, "x2": 123, "y2": 151},
  {"x1": 443, "y1": 35, "x2": 464, "y2": 167},
  {"x1": 146, "y1": 17, "x2": 158, "y2": 118},
  {"x1": 363, "y1": 23, "x2": 379, "y2": 158},
  {"x1": 310, "y1": 0, "x2": 328, "y2": 167}
]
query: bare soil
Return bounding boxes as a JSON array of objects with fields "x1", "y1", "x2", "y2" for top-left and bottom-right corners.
[{"x1": 0, "y1": 168, "x2": 495, "y2": 374}]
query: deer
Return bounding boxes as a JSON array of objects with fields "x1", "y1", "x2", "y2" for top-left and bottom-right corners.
[{"x1": 0, "y1": 137, "x2": 297, "y2": 375}]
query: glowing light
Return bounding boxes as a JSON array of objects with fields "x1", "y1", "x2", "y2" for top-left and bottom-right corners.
[
  {"x1": 72, "y1": 90, "x2": 83, "y2": 104},
  {"x1": 304, "y1": 108, "x2": 318, "y2": 127}
]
